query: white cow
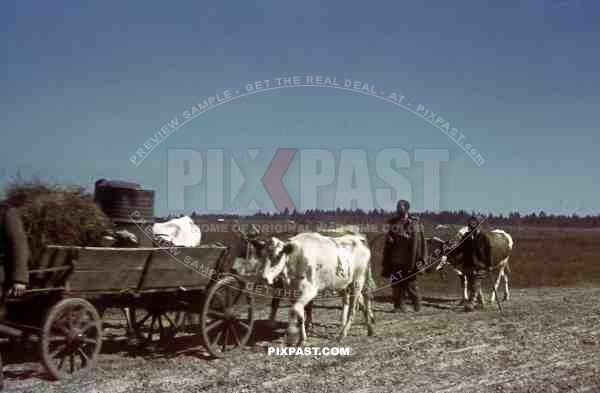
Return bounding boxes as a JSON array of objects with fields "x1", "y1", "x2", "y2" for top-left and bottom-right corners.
[
  {"x1": 260, "y1": 232, "x2": 375, "y2": 346},
  {"x1": 436, "y1": 226, "x2": 514, "y2": 304},
  {"x1": 152, "y1": 216, "x2": 202, "y2": 247}
]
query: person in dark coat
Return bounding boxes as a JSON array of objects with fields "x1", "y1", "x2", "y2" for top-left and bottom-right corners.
[
  {"x1": 0, "y1": 203, "x2": 30, "y2": 390},
  {"x1": 381, "y1": 200, "x2": 427, "y2": 312},
  {"x1": 0, "y1": 203, "x2": 30, "y2": 300}
]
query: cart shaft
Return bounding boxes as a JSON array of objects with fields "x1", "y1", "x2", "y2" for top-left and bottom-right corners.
[{"x1": 0, "y1": 323, "x2": 23, "y2": 339}]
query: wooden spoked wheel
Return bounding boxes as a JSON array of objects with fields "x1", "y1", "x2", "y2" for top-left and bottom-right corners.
[
  {"x1": 200, "y1": 274, "x2": 254, "y2": 358},
  {"x1": 129, "y1": 307, "x2": 184, "y2": 345},
  {"x1": 40, "y1": 298, "x2": 103, "y2": 381}
]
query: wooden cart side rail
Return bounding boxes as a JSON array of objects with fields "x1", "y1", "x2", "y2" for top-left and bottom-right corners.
[
  {"x1": 39, "y1": 244, "x2": 231, "y2": 293},
  {"x1": 67, "y1": 247, "x2": 152, "y2": 292},
  {"x1": 136, "y1": 246, "x2": 231, "y2": 290},
  {"x1": 29, "y1": 266, "x2": 72, "y2": 273},
  {"x1": 57, "y1": 287, "x2": 210, "y2": 301},
  {"x1": 24, "y1": 245, "x2": 239, "y2": 296},
  {"x1": 20, "y1": 287, "x2": 66, "y2": 293},
  {"x1": 27, "y1": 244, "x2": 231, "y2": 293},
  {"x1": 44, "y1": 245, "x2": 228, "y2": 251}
]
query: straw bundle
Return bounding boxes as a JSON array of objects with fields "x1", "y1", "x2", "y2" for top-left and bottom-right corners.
[{"x1": 3, "y1": 178, "x2": 111, "y2": 260}]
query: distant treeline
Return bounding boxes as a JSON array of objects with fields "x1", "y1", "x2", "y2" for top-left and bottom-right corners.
[{"x1": 159, "y1": 208, "x2": 600, "y2": 228}]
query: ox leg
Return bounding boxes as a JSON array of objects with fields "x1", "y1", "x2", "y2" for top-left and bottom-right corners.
[
  {"x1": 341, "y1": 292, "x2": 350, "y2": 327},
  {"x1": 490, "y1": 268, "x2": 503, "y2": 304},
  {"x1": 287, "y1": 286, "x2": 317, "y2": 347},
  {"x1": 360, "y1": 289, "x2": 375, "y2": 336},
  {"x1": 269, "y1": 297, "x2": 280, "y2": 322},
  {"x1": 491, "y1": 257, "x2": 510, "y2": 303},
  {"x1": 340, "y1": 291, "x2": 367, "y2": 326},
  {"x1": 465, "y1": 271, "x2": 485, "y2": 312},
  {"x1": 356, "y1": 293, "x2": 373, "y2": 320},
  {"x1": 338, "y1": 281, "x2": 364, "y2": 342},
  {"x1": 502, "y1": 267, "x2": 510, "y2": 301},
  {"x1": 286, "y1": 305, "x2": 302, "y2": 347},
  {"x1": 478, "y1": 288, "x2": 485, "y2": 307},
  {"x1": 269, "y1": 280, "x2": 282, "y2": 323},
  {"x1": 359, "y1": 292, "x2": 375, "y2": 325},
  {"x1": 458, "y1": 272, "x2": 468, "y2": 305},
  {"x1": 475, "y1": 277, "x2": 486, "y2": 307},
  {"x1": 305, "y1": 301, "x2": 314, "y2": 332}
]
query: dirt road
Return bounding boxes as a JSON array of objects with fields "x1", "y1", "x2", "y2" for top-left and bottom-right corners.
[{"x1": 4, "y1": 287, "x2": 600, "y2": 393}]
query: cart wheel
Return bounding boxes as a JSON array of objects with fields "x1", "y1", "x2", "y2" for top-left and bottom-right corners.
[
  {"x1": 40, "y1": 298, "x2": 103, "y2": 381},
  {"x1": 129, "y1": 308, "x2": 184, "y2": 345},
  {"x1": 201, "y1": 274, "x2": 254, "y2": 358}
]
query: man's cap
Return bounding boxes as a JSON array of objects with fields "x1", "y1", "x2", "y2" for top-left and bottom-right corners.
[{"x1": 396, "y1": 199, "x2": 410, "y2": 211}]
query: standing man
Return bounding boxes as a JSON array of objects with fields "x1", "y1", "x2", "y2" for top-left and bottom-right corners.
[
  {"x1": 381, "y1": 200, "x2": 427, "y2": 313},
  {"x1": 0, "y1": 202, "x2": 30, "y2": 390}
]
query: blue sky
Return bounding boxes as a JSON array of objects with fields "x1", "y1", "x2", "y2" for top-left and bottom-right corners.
[{"x1": 1, "y1": 0, "x2": 599, "y2": 216}]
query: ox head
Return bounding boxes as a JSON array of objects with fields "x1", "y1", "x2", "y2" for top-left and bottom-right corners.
[
  {"x1": 425, "y1": 236, "x2": 461, "y2": 273},
  {"x1": 231, "y1": 232, "x2": 289, "y2": 284},
  {"x1": 427, "y1": 238, "x2": 451, "y2": 273},
  {"x1": 262, "y1": 237, "x2": 294, "y2": 285},
  {"x1": 230, "y1": 223, "x2": 267, "y2": 275},
  {"x1": 432, "y1": 227, "x2": 475, "y2": 273},
  {"x1": 231, "y1": 235, "x2": 270, "y2": 275}
]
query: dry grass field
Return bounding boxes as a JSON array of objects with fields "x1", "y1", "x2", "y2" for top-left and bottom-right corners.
[{"x1": 2, "y1": 218, "x2": 600, "y2": 392}]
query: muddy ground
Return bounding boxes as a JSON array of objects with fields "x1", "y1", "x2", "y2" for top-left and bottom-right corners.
[{"x1": 3, "y1": 286, "x2": 600, "y2": 393}]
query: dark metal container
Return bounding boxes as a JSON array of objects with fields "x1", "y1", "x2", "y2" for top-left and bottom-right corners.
[{"x1": 93, "y1": 179, "x2": 156, "y2": 246}]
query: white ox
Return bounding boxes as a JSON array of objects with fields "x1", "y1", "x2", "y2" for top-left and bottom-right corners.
[
  {"x1": 260, "y1": 232, "x2": 375, "y2": 345},
  {"x1": 152, "y1": 216, "x2": 202, "y2": 247},
  {"x1": 435, "y1": 226, "x2": 514, "y2": 304}
]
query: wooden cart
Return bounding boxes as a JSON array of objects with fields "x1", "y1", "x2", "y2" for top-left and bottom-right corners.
[{"x1": 0, "y1": 243, "x2": 255, "y2": 381}]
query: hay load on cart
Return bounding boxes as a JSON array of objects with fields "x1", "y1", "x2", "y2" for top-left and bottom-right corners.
[{"x1": 4, "y1": 179, "x2": 112, "y2": 261}]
